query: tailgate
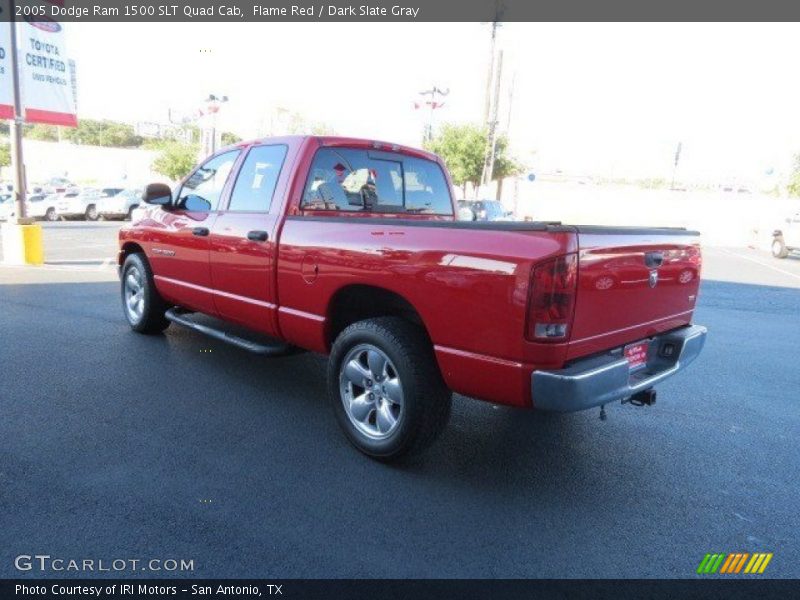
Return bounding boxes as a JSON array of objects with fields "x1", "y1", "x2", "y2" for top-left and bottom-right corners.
[{"x1": 568, "y1": 227, "x2": 701, "y2": 360}]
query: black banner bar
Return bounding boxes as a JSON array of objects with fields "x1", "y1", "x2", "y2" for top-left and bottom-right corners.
[
  {"x1": 2, "y1": 579, "x2": 798, "y2": 600},
  {"x1": 3, "y1": 0, "x2": 800, "y2": 22}
]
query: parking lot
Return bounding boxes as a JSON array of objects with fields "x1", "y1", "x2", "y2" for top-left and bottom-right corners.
[{"x1": 1, "y1": 222, "x2": 799, "y2": 578}]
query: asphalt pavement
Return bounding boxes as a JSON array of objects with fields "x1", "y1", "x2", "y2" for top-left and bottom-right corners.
[{"x1": 1, "y1": 223, "x2": 799, "y2": 578}]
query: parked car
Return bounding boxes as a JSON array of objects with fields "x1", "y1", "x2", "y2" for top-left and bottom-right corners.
[
  {"x1": 469, "y1": 199, "x2": 514, "y2": 221},
  {"x1": 41, "y1": 177, "x2": 77, "y2": 195},
  {"x1": 56, "y1": 188, "x2": 103, "y2": 221},
  {"x1": 118, "y1": 135, "x2": 706, "y2": 460},
  {"x1": 98, "y1": 188, "x2": 143, "y2": 220},
  {"x1": 456, "y1": 200, "x2": 476, "y2": 221},
  {"x1": 772, "y1": 210, "x2": 800, "y2": 258},
  {"x1": 0, "y1": 194, "x2": 13, "y2": 220},
  {"x1": 0, "y1": 193, "x2": 60, "y2": 221}
]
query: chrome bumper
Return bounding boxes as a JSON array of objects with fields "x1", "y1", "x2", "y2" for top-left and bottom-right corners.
[{"x1": 531, "y1": 324, "x2": 707, "y2": 412}]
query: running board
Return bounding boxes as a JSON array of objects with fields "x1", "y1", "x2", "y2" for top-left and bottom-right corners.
[{"x1": 165, "y1": 308, "x2": 295, "y2": 356}]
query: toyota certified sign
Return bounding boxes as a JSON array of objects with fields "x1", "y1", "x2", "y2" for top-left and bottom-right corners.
[{"x1": 0, "y1": 3, "x2": 77, "y2": 128}]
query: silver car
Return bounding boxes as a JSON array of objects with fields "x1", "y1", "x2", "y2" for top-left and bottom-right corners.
[{"x1": 98, "y1": 188, "x2": 143, "y2": 220}]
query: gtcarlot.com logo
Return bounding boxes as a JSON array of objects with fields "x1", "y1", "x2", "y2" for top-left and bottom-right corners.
[
  {"x1": 697, "y1": 552, "x2": 773, "y2": 575},
  {"x1": 15, "y1": 555, "x2": 194, "y2": 572}
]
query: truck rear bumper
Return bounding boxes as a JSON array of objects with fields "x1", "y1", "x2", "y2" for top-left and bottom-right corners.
[{"x1": 531, "y1": 324, "x2": 707, "y2": 412}]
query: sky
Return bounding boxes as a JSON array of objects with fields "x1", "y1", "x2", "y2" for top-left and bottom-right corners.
[{"x1": 67, "y1": 22, "x2": 800, "y2": 186}]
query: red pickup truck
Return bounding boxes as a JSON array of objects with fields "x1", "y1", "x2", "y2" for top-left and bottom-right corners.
[{"x1": 118, "y1": 135, "x2": 707, "y2": 460}]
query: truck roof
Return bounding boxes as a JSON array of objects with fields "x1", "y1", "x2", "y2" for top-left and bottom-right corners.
[{"x1": 227, "y1": 135, "x2": 441, "y2": 162}]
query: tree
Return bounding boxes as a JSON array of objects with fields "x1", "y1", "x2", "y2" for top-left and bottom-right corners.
[
  {"x1": 424, "y1": 123, "x2": 486, "y2": 195},
  {"x1": 152, "y1": 142, "x2": 199, "y2": 182},
  {"x1": 424, "y1": 123, "x2": 523, "y2": 199},
  {"x1": 490, "y1": 135, "x2": 524, "y2": 200},
  {"x1": 25, "y1": 124, "x2": 60, "y2": 142},
  {"x1": 789, "y1": 153, "x2": 800, "y2": 198},
  {"x1": 62, "y1": 119, "x2": 143, "y2": 147},
  {"x1": 221, "y1": 131, "x2": 242, "y2": 146},
  {"x1": 0, "y1": 143, "x2": 10, "y2": 169}
]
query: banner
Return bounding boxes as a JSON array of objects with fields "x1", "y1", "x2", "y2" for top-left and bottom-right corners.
[
  {"x1": 17, "y1": 12, "x2": 77, "y2": 126},
  {"x1": 0, "y1": 3, "x2": 13, "y2": 119},
  {"x1": 0, "y1": 0, "x2": 77, "y2": 127}
]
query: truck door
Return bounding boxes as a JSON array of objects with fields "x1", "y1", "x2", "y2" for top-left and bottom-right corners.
[
  {"x1": 208, "y1": 144, "x2": 289, "y2": 337},
  {"x1": 149, "y1": 149, "x2": 240, "y2": 315}
]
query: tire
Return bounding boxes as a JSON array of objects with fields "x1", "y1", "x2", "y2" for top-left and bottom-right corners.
[
  {"x1": 127, "y1": 205, "x2": 138, "y2": 221},
  {"x1": 120, "y1": 253, "x2": 170, "y2": 334},
  {"x1": 772, "y1": 236, "x2": 789, "y2": 259},
  {"x1": 85, "y1": 204, "x2": 98, "y2": 221},
  {"x1": 45, "y1": 208, "x2": 58, "y2": 222},
  {"x1": 328, "y1": 317, "x2": 451, "y2": 461}
]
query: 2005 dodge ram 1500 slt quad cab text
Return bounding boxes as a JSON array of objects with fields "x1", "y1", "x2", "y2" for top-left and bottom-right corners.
[{"x1": 118, "y1": 135, "x2": 707, "y2": 460}]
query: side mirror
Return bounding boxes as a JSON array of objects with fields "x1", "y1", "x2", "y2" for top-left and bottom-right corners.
[
  {"x1": 143, "y1": 183, "x2": 172, "y2": 206},
  {"x1": 182, "y1": 195, "x2": 212, "y2": 212}
]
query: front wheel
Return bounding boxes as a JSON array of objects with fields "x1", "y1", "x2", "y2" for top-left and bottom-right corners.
[
  {"x1": 85, "y1": 204, "x2": 98, "y2": 221},
  {"x1": 121, "y1": 253, "x2": 170, "y2": 334},
  {"x1": 772, "y1": 236, "x2": 789, "y2": 259},
  {"x1": 45, "y1": 207, "x2": 58, "y2": 222},
  {"x1": 328, "y1": 317, "x2": 451, "y2": 461}
]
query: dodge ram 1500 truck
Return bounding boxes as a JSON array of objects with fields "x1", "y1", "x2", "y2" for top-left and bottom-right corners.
[{"x1": 118, "y1": 135, "x2": 707, "y2": 460}]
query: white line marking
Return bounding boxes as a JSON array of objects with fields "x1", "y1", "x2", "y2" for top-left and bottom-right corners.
[{"x1": 717, "y1": 248, "x2": 800, "y2": 282}]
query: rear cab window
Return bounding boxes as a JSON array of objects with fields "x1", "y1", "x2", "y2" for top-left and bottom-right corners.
[{"x1": 301, "y1": 148, "x2": 453, "y2": 216}]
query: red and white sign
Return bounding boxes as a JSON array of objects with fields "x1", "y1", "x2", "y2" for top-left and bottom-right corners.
[
  {"x1": 0, "y1": 0, "x2": 77, "y2": 127},
  {"x1": 624, "y1": 341, "x2": 649, "y2": 370}
]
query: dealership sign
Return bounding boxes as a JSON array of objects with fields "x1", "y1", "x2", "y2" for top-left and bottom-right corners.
[{"x1": 0, "y1": 0, "x2": 77, "y2": 127}]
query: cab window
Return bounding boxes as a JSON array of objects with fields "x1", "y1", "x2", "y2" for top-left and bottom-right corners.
[
  {"x1": 176, "y1": 150, "x2": 240, "y2": 212},
  {"x1": 301, "y1": 148, "x2": 452, "y2": 215}
]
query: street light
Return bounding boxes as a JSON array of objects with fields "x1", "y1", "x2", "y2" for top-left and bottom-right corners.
[
  {"x1": 203, "y1": 94, "x2": 228, "y2": 156},
  {"x1": 416, "y1": 86, "x2": 449, "y2": 143}
]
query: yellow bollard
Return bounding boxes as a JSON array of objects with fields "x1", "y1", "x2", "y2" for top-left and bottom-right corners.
[{"x1": 1, "y1": 222, "x2": 44, "y2": 265}]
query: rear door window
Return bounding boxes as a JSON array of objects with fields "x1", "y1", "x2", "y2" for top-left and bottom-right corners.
[
  {"x1": 227, "y1": 144, "x2": 288, "y2": 212},
  {"x1": 301, "y1": 148, "x2": 452, "y2": 215}
]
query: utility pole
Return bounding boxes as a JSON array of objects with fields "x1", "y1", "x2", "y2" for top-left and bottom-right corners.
[
  {"x1": 9, "y1": 2, "x2": 29, "y2": 224},
  {"x1": 481, "y1": 49, "x2": 503, "y2": 189},
  {"x1": 505, "y1": 71, "x2": 515, "y2": 132},
  {"x1": 482, "y1": 21, "x2": 499, "y2": 124}
]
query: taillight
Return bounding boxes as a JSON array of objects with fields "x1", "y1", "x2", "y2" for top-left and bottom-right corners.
[{"x1": 526, "y1": 253, "x2": 578, "y2": 341}]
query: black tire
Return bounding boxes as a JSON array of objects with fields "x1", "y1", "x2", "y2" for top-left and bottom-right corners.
[
  {"x1": 85, "y1": 204, "x2": 98, "y2": 221},
  {"x1": 45, "y1": 207, "x2": 58, "y2": 222},
  {"x1": 772, "y1": 236, "x2": 789, "y2": 259},
  {"x1": 328, "y1": 317, "x2": 451, "y2": 461},
  {"x1": 120, "y1": 253, "x2": 170, "y2": 334},
  {"x1": 126, "y1": 205, "x2": 138, "y2": 220}
]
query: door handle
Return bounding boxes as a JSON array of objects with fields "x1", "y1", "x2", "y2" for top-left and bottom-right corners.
[
  {"x1": 644, "y1": 251, "x2": 664, "y2": 268},
  {"x1": 247, "y1": 230, "x2": 269, "y2": 242},
  {"x1": 192, "y1": 227, "x2": 210, "y2": 236}
]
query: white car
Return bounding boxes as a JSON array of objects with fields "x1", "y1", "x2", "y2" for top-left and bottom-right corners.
[
  {"x1": 0, "y1": 193, "x2": 60, "y2": 221},
  {"x1": 56, "y1": 189, "x2": 104, "y2": 221},
  {"x1": 98, "y1": 188, "x2": 143, "y2": 220},
  {"x1": 773, "y1": 210, "x2": 800, "y2": 258}
]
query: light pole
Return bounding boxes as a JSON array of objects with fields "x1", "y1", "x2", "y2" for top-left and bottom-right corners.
[
  {"x1": 417, "y1": 86, "x2": 448, "y2": 143},
  {"x1": 8, "y1": 1, "x2": 28, "y2": 224},
  {"x1": 202, "y1": 94, "x2": 228, "y2": 157}
]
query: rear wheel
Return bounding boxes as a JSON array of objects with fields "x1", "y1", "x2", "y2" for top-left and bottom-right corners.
[
  {"x1": 772, "y1": 236, "x2": 789, "y2": 259},
  {"x1": 328, "y1": 317, "x2": 451, "y2": 461},
  {"x1": 45, "y1": 207, "x2": 58, "y2": 222},
  {"x1": 85, "y1": 204, "x2": 98, "y2": 221},
  {"x1": 121, "y1": 253, "x2": 170, "y2": 334},
  {"x1": 126, "y1": 205, "x2": 138, "y2": 220}
]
